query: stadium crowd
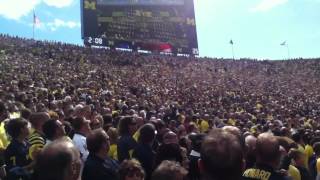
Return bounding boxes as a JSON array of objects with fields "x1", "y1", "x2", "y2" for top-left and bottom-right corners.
[{"x1": 0, "y1": 34, "x2": 320, "y2": 180}]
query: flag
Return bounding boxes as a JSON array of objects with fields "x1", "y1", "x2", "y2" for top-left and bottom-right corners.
[
  {"x1": 280, "y1": 41, "x2": 286, "y2": 46},
  {"x1": 33, "y1": 10, "x2": 41, "y2": 27},
  {"x1": 230, "y1": 40, "x2": 234, "y2": 45}
]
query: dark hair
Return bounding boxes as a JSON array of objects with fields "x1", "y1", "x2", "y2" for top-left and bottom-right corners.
[
  {"x1": 107, "y1": 127, "x2": 118, "y2": 144},
  {"x1": 86, "y1": 129, "x2": 109, "y2": 154},
  {"x1": 0, "y1": 101, "x2": 8, "y2": 119},
  {"x1": 34, "y1": 140, "x2": 75, "y2": 180},
  {"x1": 72, "y1": 117, "x2": 85, "y2": 132},
  {"x1": 21, "y1": 108, "x2": 31, "y2": 120},
  {"x1": 6, "y1": 118, "x2": 28, "y2": 139},
  {"x1": 102, "y1": 114, "x2": 113, "y2": 132},
  {"x1": 138, "y1": 123, "x2": 155, "y2": 144},
  {"x1": 118, "y1": 116, "x2": 135, "y2": 136},
  {"x1": 63, "y1": 121, "x2": 74, "y2": 138},
  {"x1": 291, "y1": 132, "x2": 302, "y2": 143},
  {"x1": 313, "y1": 142, "x2": 320, "y2": 156},
  {"x1": 152, "y1": 160, "x2": 187, "y2": 180},
  {"x1": 119, "y1": 159, "x2": 145, "y2": 180},
  {"x1": 190, "y1": 133, "x2": 205, "y2": 152},
  {"x1": 155, "y1": 143, "x2": 182, "y2": 167},
  {"x1": 43, "y1": 120, "x2": 60, "y2": 141},
  {"x1": 0, "y1": 101, "x2": 6, "y2": 114},
  {"x1": 179, "y1": 136, "x2": 189, "y2": 150},
  {"x1": 103, "y1": 114, "x2": 113, "y2": 125},
  {"x1": 29, "y1": 112, "x2": 50, "y2": 127},
  {"x1": 200, "y1": 129, "x2": 243, "y2": 180}
]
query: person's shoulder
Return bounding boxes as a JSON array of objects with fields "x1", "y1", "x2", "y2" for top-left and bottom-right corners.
[
  {"x1": 28, "y1": 132, "x2": 45, "y2": 141},
  {"x1": 73, "y1": 133, "x2": 86, "y2": 142},
  {"x1": 288, "y1": 165, "x2": 301, "y2": 180},
  {"x1": 104, "y1": 157, "x2": 120, "y2": 170},
  {"x1": 84, "y1": 155, "x2": 101, "y2": 168},
  {"x1": 243, "y1": 167, "x2": 287, "y2": 180},
  {"x1": 4, "y1": 141, "x2": 16, "y2": 154}
]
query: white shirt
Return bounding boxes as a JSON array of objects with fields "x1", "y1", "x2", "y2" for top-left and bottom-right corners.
[
  {"x1": 72, "y1": 133, "x2": 89, "y2": 162},
  {"x1": 190, "y1": 150, "x2": 201, "y2": 157}
]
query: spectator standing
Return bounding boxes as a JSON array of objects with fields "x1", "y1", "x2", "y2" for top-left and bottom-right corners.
[
  {"x1": 243, "y1": 133, "x2": 287, "y2": 180},
  {"x1": 132, "y1": 123, "x2": 156, "y2": 180},
  {"x1": 33, "y1": 138, "x2": 82, "y2": 180},
  {"x1": 27, "y1": 112, "x2": 50, "y2": 161},
  {"x1": 42, "y1": 119, "x2": 66, "y2": 145},
  {"x1": 4, "y1": 118, "x2": 31, "y2": 178},
  {"x1": 82, "y1": 129, "x2": 119, "y2": 180},
  {"x1": 199, "y1": 129, "x2": 244, "y2": 180},
  {"x1": 117, "y1": 116, "x2": 138, "y2": 162}
]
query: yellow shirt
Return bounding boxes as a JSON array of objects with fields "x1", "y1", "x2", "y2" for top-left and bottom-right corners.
[
  {"x1": 28, "y1": 129, "x2": 45, "y2": 160},
  {"x1": 256, "y1": 103, "x2": 263, "y2": 109},
  {"x1": 305, "y1": 144, "x2": 314, "y2": 160},
  {"x1": 200, "y1": 120, "x2": 209, "y2": 133},
  {"x1": 297, "y1": 144, "x2": 308, "y2": 169},
  {"x1": 227, "y1": 118, "x2": 236, "y2": 126},
  {"x1": 0, "y1": 122, "x2": 9, "y2": 150},
  {"x1": 288, "y1": 165, "x2": 301, "y2": 180},
  {"x1": 133, "y1": 130, "x2": 140, "y2": 142},
  {"x1": 108, "y1": 144, "x2": 118, "y2": 160}
]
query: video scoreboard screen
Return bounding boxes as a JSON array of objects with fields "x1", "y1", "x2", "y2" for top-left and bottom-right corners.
[
  {"x1": 97, "y1": 0, "x2": 184, "y2": 6},
  {"x1": 81, "y1": 0, "x2": 198, "y2": 55}
]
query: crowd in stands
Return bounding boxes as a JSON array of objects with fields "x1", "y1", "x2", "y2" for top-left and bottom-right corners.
[{"x1": 0, "y1": 34, "x2": 320, "y2": 180}]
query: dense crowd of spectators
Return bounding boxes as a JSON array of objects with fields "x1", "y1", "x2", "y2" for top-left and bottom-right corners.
[{"x1": 0, "y1": 34, "x2": 320, "y2": 180}]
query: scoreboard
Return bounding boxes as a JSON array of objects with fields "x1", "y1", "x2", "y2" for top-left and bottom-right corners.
[
  {"x1": 81, "y1": 0, "x2": 198, "y2": 55},
  {"x1": 96, "y1": 0, "x2": 185, "y2": 6}
]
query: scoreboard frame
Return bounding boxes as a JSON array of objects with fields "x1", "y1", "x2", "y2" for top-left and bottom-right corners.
[{"x1": 81, "y1": 0, "x2": 199, "y2": 55}]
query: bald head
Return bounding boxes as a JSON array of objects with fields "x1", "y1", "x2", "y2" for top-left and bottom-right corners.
[
  {"x1": 256, "y1": 133, "x2": 280, "y2": 167},
  {"x1": 34, "y1": 138, "x2": 81, "y2": 180},
  {"x1": 245, "y1": 135, "x2": 257, "y2": 150}
]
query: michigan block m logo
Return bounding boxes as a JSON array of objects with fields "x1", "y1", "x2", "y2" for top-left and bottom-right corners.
[{"x1": 84, "y1": 0, "x2": 96, "y2": 10}]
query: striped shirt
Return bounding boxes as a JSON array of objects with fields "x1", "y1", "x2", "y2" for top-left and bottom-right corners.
[{"x1": 27, "y1": 130, "x2": 45, "y2": 160}]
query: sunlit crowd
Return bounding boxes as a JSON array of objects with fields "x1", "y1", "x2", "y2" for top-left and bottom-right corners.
[{"x1": 0, "y1": 34, "x2": 320, "y2": 180}]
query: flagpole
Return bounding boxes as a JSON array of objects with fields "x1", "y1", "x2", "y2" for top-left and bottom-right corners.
[
  {"x1": 33, "y1": 10, "x2": 35, "y2": 39},
  {"x1": 231, "y1": 44, "x2": 235, "y2": 60},
  {"x1": 230, "y1": 40, "x2": 235, "y2": 60},
  {"x1": 286, "y1": 43, "x2": 290, "y2": 60},
  {"x1": 33, "y1": 22, "x2": 35, "y2": 39}
]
